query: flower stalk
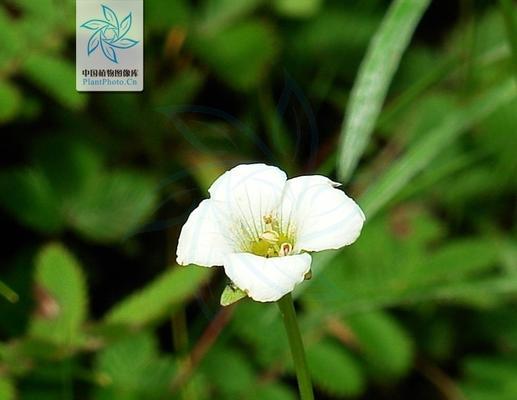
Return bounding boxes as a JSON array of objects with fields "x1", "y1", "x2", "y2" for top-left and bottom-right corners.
[{"x1": 277, "y1": 294, "x2": 314, "y2": 400}]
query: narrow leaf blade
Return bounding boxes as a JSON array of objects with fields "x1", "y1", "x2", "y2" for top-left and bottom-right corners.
[
  {"x1": 105, "y1": 266, "x2": 212, "y2": 327},
  {"x1": 337, "y1": 0, "x2": 431, "y2": 182}
]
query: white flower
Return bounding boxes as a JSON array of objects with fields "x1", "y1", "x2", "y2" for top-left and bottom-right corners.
[{"x1": 176, "y1": 163, "x2": 365, "y2": 302}]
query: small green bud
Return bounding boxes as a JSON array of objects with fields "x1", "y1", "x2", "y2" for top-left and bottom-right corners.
[{"x1": 220, "y1": 284, "x2": 247, "y2": 306}]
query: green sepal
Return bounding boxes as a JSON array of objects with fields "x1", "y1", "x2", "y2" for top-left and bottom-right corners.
[{"x1": 220, "y1": 284, "x2": 247, "y2": 306}]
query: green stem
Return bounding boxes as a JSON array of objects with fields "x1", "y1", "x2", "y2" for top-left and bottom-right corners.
[
  {"x1": 277, "y1": 294, "x2": 314, "y2": 400},
  {"x1": 172, "y1": 306, "x2": 196, "y2": 400},
  {"x1": 172, "y1": 308, "x2": 189, "y2": 353}
]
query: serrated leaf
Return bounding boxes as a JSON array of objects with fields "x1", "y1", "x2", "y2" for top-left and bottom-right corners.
[
  {"x1": 105, "y1": 266, "x2": 211, "y2": 327},
  {"x1": 94, "y1": 332, "x2": 177, "y2": 399},
  {"x1": 66, "y1": 170, "x2": 157, "y2": 242},
  {"x1": 346, "y1": 311, "x2": 413, "y2": 378},
  {"x1": 29, "y1": 244, "x2": 88, "y2": 346},
  {"x1": 22, "y1": 54, "x2": 87, "y2": 110},
  {"x1": 306, "y1": 340, "x2": 365, "y2": 397},
  {"x1": 96, "y1": 333, "x2": 157, "y2": 389}
]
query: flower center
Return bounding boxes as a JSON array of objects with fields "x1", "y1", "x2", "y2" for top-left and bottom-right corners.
[{"x1": 249, "y1": 215, "x2": 294, "y2": 258}]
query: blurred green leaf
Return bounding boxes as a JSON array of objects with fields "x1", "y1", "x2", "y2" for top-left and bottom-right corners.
[
  {"x1": 105, "y1": 266, "x2": 211, "y2": 327},
  {"x1": 474, "y1": 307, "x2": 517, "y2": 352},
  {"x1": 198, "y1": 0, "x2": 264, "y2": 33},
  {"x1": 498, "y1": 0, "x2": 517, "y2": 80},
  {"x1": 29, "y1": 244, "x2": 87, "y2": 346},
  {"x1": 153, "y1": 68, "x2": 205, "y2": 106},
  {"x1": 95, "y1": 333, "x2": 176, "y2": 400},
  {"x1": 32, "y1": 135, "x2": 104, "y2": 204},
  {"x1": 304, "y1": 212, "x2": 506, "y2": 314},
  {"x1": 273, "y1": 0, "x2": 322, "y2": 18},
  {"x1": 346, "y1": 311, "x2": 413, "y2": 378},
  {"x1": 461, "y1": 356, "x2": 517, "y2": 400},
  {"x1": 360, "y1": 78, "x2": 517, "y2": 218},
  {"x1": 190, "y1": 20, "x2": 277, "y2": 90},
  {"x1": 337, "y1": 0, "x2": 431, "y2": 182},
  {"x1": 0, "y1": 80, "x2": 21, "y2": 123},
  {"x1": 0, "y1": 168, "x2": 64, "y2": 233},
  {"x1": 201, "y1": 346, "x2": 255, "y2": 397},
  {"x1": 306, "y1": 340, "x2": 365, "y2": 397},
  {"x1": 145, "y1": 0, "x2": 190, "y2": 32},
  {"x1": 10, "y1": 0, "x2": 57, "y2": 20},
  {"x1": 499, "y1": 0, "x2": 517, "y2": 79},
  {"x1": 385, "y1": 92, "x2": 457, "y2": 143},
  {"x1": 66, "y1": 170, "x2": 157, "y2": 242},
  {"x1": 0, "y1": 8, "x2": 25, "y2": 66},
  {"x1": 417, "y1": 239, "x2": 499, "y2": 282},
  {"x1": 232, "y1": 302, "x2": 288, "y2": 366},
  {"x1": 288, "y1": 7, "x2": 379, "y2": 67},
  {"x1": 0, "y1": 377, "x2": 15, "y2": 400},
  {"x1": 247, "y1": 383, "x2": 295, "y2": 400},
  {"x1": 476, "y1": 98, "x2": 517, "y2": 187},
  {"x1": 22, "y1": 54, "x2": 86, "y2": 110}
]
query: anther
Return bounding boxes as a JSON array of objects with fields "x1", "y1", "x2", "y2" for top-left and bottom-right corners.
[
  {"x1": 260, "y1": 230, "x2": 279, "y2": 243},
  {"x1": 279, "y1": 242, "x2": 292, "y2": 257}
]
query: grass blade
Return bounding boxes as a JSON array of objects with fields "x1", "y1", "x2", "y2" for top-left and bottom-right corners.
[
  {"x1": 360, "y1": 78, "x2": 517, "y2": 218},
  {"x1": 300, "y1": 78, "x2": 516, "y2": 298},
  {"x1": 337, "y1": 0, "x2": 431, "y2": 183}
]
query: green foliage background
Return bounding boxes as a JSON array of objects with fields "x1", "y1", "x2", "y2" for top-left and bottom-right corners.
[{"x1": 0, "y1": 0, "x2": 516, "y2": 399}]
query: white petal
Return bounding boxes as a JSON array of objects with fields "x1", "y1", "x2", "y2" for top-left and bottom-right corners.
[
  {"x1": 223, "y1": 253, "x2": 312, "y2": 302},
  {"x1": 176, "y1": 199, "x2": 233, "y2": 267},
  {"x1": 280, "y1": 175, "x2": 365, "y2": 252},
  {"x1": 208, "y1": 164, "x2": 287, "y2": 247}
]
